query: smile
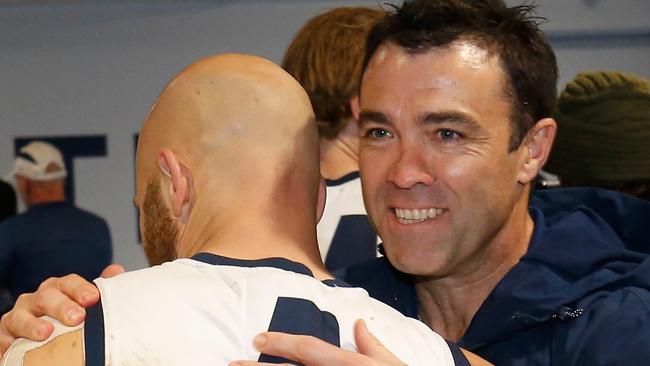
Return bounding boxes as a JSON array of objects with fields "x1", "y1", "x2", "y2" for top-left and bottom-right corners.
[{"x1": 394, "y1": 207, "x2": 445, "y2": 224}]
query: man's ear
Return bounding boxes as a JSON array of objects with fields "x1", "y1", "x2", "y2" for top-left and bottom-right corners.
[
  {"x1": 157, "y1": 149, "x2": 191, "y2": 219},
  {"x1": 316, "y1": 176, "x2": 327, "y2": 224},
  {"x1": 350, "y1": 96, "x2": 360, "y2": 122},
  {"x1": 517, "y1": 118, "x2": 557, "y2": 184}
]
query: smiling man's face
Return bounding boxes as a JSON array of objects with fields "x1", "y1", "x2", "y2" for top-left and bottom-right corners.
[{"x1": 358, "y1": 41, "x2": 530, "y2": 278}]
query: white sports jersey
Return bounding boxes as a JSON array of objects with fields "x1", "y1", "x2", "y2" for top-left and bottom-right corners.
[
  {"x1": 317, "y1": 172, "x2": 381, "y2": 271},
  {"x1": 2, "y1": 253, "x2": 467, "y2": 366}
]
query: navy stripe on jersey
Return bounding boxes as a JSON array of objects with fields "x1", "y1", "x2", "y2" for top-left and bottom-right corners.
[
  {"x1": 84, "y1": 298, "x2": 105, "y2": 366},
  {"x1": 447, "y1": 340, "x2": 471, "y2": 366},
  {"x1": 325, "y1": 171, "x2": 360, "y2": 187},
  {"x1": 191, "y1": 252, "x2": 353, "y2": 288},
  {"x1": 325, "y1": 215, "x2": 377, "y2": 272},
  {"x1": 192, "y1": 252, "x2": 313, "y2": 276},
  {"x1": 259, "y1": 297, "x2": 340, "y2": 365}
]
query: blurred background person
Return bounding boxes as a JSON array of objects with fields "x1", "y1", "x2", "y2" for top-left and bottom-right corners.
[
  {"x1": 282, "y1": 7, "x2": 383, "y2": 271},
  {"x1": 0, "y1": 180, "x2": 16, "y2": 225},
  {"x1": 0, "y1": 178, "x2": 16, "y2": 315},
  {"x1": 546, "y1": 71, "x2": 650, "y2": 201},
  {"x1": 0, "y1": 141, "x2": 112, "y2": 314}
]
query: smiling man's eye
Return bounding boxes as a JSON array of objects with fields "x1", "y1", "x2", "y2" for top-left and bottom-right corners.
[
  {"x1": 366, "y1": 128, "x2": 393, "y2": 139},
  {"x1": 437, "y1": 129, "x2": 460, "y2": 140}
]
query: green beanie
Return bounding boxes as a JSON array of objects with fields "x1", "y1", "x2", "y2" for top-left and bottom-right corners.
[{"x1": 545, "y1": 71, "x2": 650, "y2": 183}]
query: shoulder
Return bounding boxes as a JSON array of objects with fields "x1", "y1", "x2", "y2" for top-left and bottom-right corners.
[
  {"x1": 67, "y1": 205, "x2": 107, "y2": 223},
  {"x1": 336, "y1": 257, "x2": 418, "y2": 318},
  {"x1": 88, "y1": 260, "x2": 251, "y2": 363},
  {"x1": 97, "y1": 260, "x2": 193, "y2": 287},
  {"x1": 530, "y1": 187, "x2": 650, "y2": 253},
  {"x1": 531, "y1": 187, "x2": 650, "y2": 232},
  {"x1": 95, "y1": 259, "x2": 251, "y2": 306},
  {"x1": 555, "y1": 286, "x2": 650, "y2": 365},
  {"x1": 336, "y1": 257, "x2": 397, "y2": 295}
]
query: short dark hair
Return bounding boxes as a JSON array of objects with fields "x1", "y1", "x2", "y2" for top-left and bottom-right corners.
[
  {"x1": 362, "y1": 0, "x2": 558, "y2": 150},
  {"x1": 283, "y1": 7, "x2": 384, "y2": 139}
]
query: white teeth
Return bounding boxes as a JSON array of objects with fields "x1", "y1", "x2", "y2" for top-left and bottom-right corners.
[
  {"x1": 394, "y1": 207, "x2": 444, "y2": 224},
  {"x1": 428, "y1": 208, "x2": 436, "y2": 218}
]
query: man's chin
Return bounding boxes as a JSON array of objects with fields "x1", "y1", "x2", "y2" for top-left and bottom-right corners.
[{"x1": 384, "y1": 246, "x2": 446, "y2": 277}]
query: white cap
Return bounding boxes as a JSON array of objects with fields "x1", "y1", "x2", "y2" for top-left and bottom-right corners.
[{"x1": 13, "y1": 141, "x2": 67, "y2": 181}]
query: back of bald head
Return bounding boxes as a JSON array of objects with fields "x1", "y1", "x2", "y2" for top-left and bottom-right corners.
[{"x1": 137, "y1": 54, "x2": 320, "y2": 215}]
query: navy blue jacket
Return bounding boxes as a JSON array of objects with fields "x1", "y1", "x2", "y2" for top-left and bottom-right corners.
[
  {"x1": 0, "y1": 202, "x2": 113, "y2": 300},
  {"x1": 339, "y1": 188, "x2": 650, "y2": 365}
]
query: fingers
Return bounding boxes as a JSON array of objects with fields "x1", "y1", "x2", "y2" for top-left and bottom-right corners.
[
  {"x1": 0, "y1": 324, "x2": 14, "y2": 358},
  {"x1": 251, "y1": 332, "x2": 373, "y2": 366},
  {"x1": 1, "y1": 296, "x2": 54, "y2": 339},
  {"x1": 0, "y1": 293, "x2": 54, "y2": 357},
  {"x1": 354, "y1": 320, "x2": 402, "y2": 363},
  {"x1": 36, "y1": 274, "x2": 100, "y2": 324},
  {"x1": 32, "y1": 277, "x2": 90, "y2": 326},
  {"x1": 45, "y1": 273, "x2": 100, "y2": 308},
  {"x1": 0, "y1": 274, "x2": 98, "y2": 357},
  {"x1": 100, "y1": 264, "x2": 126, "y2": 278},
  {"x1": 229, "y1": 323, "x2": 407, "y2": 366}
]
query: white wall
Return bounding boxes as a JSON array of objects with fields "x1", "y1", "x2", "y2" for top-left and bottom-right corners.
[{"x1": 1, "y1": 0, "x2": 648, "y2": 270}]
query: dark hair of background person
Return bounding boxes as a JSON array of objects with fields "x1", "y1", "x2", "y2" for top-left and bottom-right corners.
[
  {"x1": 0, "y1": 180, "x2": 17, "y2": 224},
  {"x1": 362, "y1": 0, "x2": 558, "y2": 151},
  {"x1": 282, "y1": 7, "x2": 384, "y2": 139},
  {"x1": 545, "y1": 71, "x2": 650, "y2": 201}
]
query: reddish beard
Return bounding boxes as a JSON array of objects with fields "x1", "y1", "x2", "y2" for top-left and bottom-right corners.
[{"x1": 142, "y1": 178, "x2": 179, "y2": 266}]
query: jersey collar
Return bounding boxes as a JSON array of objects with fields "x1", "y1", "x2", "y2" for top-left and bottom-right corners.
[{"x1": 191, "y1": 252, "x2": 351, "y2": 288}]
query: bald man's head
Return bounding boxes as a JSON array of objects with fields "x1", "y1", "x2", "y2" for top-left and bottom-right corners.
[{"x1": 135, "y1": 54, "x2": 320, "y2": 264}]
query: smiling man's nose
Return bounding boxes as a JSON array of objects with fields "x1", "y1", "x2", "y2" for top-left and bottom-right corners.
[{"x1": 387, "y1": 143, "x2": 436, "y2": 189}]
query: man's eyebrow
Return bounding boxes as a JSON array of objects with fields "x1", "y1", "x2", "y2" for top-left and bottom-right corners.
[
  {"x1": 358, "y1": 111, "x2": 390, "y2": 126},
  {"x1": 421, "y1": 111, "x2": 482, "y2": 130}
]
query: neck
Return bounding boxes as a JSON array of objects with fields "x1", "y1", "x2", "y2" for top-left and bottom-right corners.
[
  {"x1": 415, "y1": 192, "x2": 535, "y2": 341},
  {"x1": 319, "y1": 118, "x2": 359, "y2": 180},
  {"x1": 28, "y1": 193, "x2": 65, "y2": 206},
  {"x1": 24, "y1": 180, "x2": 66, "y2": 206},
  {"x1": 175, "y1": 201, "x2": 332, "y2": 281}
]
